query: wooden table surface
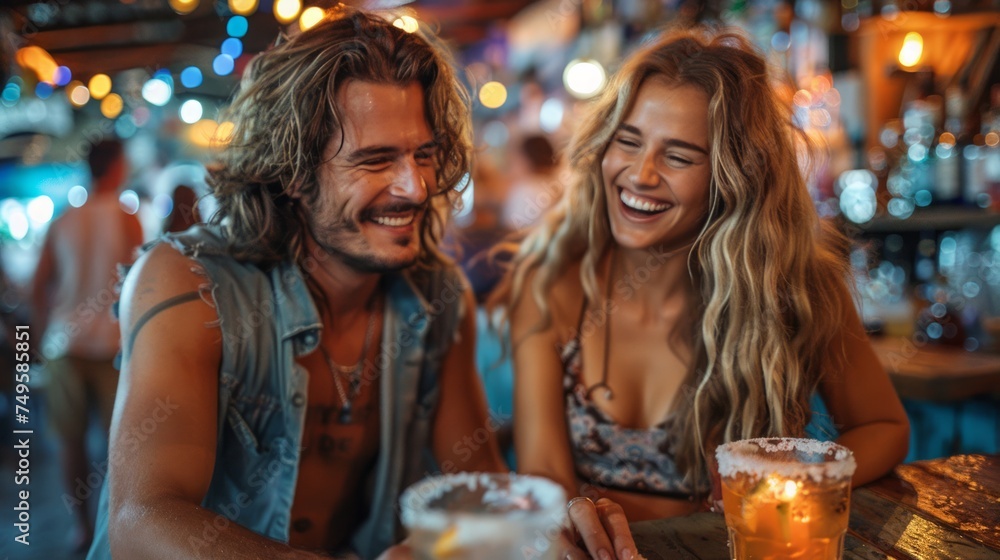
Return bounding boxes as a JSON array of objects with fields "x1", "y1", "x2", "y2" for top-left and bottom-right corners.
[
  {"x1": 869, "y1": 337, "x2": 1000, "y2": 401},
  {"x1": 630, "y1": 454, "x2": 1000, "y2": 559}
]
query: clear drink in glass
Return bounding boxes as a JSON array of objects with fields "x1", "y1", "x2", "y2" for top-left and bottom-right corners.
[{"x1": 400, "y1": 472, "x2": 566, "y2": 559}]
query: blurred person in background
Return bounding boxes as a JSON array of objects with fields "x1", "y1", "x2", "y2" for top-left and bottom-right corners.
[
  {"x1": 153, "y1": 160, "x2": 217, "y2": 235},
  {"x1": 492, "y1": 28, "x2": 909, "y2": 559},
  {"x1": 163, "y1": 184, "x2": 199, "y2": 234},
  {"x1": 30, "y1": 138, "x2": 146, "y2": 551},
  {"x1": 501, "y1": 134, "x2": 564, "y2": 231}
]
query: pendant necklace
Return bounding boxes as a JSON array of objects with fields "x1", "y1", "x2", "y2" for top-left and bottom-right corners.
[
  {"x1": 585, "y1": 249, "x2": 617, "y2": 401},
  {"x1": 318, "y1": 297, "x2": 379, "y2": 424}
]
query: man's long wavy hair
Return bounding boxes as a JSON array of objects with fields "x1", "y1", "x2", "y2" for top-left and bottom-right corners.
[
  {"x1": 492, "y1": 27, "x2": 851, "y2": 491},
  {"x1": 208, "y1": 7, "x2": 471, "y2": 270}
]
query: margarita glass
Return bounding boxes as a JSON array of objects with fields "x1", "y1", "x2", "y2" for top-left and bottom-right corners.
[
  {"x1": 399, "y1": 472, "x2": 567, "y2": 559},
  {"x1": 715, "y1": 438, "x2": 856, "y2": 560}
]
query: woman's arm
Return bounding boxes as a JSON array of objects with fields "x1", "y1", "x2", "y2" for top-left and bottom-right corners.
[
  {"x1": 510, "y1": 278, "x2": 579, "y2": 498},
  {"x1": 821, "y1": 282, "x2": 910, "y2": 487},
  {"x1": 510, "y1": 276, "x2": 637, "y2": 560}
]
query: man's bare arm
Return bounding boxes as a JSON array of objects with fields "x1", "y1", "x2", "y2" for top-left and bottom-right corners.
[{"x1": 107, "y1": 243, "x2": 325, "y2": 559}]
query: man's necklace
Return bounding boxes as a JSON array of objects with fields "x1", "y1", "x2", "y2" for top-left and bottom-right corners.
[{"x1": 318, "y1": 298, "x2": 379, "y2": 424}]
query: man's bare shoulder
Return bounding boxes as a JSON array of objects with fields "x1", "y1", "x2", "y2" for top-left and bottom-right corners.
[{"x1": 122, "y1": 242, "x2": 208, "y2": 303}]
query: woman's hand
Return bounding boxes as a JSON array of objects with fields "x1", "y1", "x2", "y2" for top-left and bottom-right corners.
[{"x1": 561, "y1": 497, "x2": 640, "y2": 560}]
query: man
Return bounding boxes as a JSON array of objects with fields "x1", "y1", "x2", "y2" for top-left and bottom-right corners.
[
  {"x1": 31, "y1": 138, "x2": 145, "y2": 551},
  {"x1": 87, "y1": 9, "x2": 504, "y2": 559}
]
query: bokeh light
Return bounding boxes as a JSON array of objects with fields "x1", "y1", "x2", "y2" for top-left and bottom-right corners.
[
  {"x1": 392, "y1": 15, "x2": 419, "y2": 33},
  {"x1": 899, "y1": 32, "x2": 924, "y2": 68},
  {"x1": 27, "y1": 196, "x2": 55, "y2": 225},
  {"x1": 119, "y1": 190, "x2": 141, "y2": 215},
  {"x1": 142, "y1": 77, "x2": 172, "y2": 106},
  {"x1": 228, "y1": 0, "x2": 258, "y2": 16},
  {"x1": 299, "y1": 7, "x2": 324, "y2": 31},
  {"x1": 180, "y1": 99, "x2": 204, "y2": 124},
  {"x1": 188, "y1": 119, "x2": 235, "y2": 147},
  {"x1": 478, "y1": 81, "x2": 507, "y2": 109},
  {"x1": 153, "y1": 194, "x2": 174, "y2": 219},
  {"x1": 274, "y1": 0, "x2": 301, "y2": 24},
  {"x1": 68, "y1": 81, "x2": 90, "y2": 107},
  {"x1": 54, "y1": 66, "x2": 72, "y2": 86},
  {"x1": 227, "y1": 16, "x2": 248, "y2": 37},
  {"x1": 35, "y1": 82, "x2": 53, "y2": 99},
  {"x1": 67, "y1": 185, "x2": 89, "y2": 208},
  {"x1": 539, "y1": 98, "x2": 564, "y2": 133},
  {"x1": 221, "y1": 38, "x2": 243, "y2": 59},
  {"x1": 89, "y1": 73, "x2": 112, "y2": 99},
  {"x1": 181, "y1": 66, "x2": 203, "y2": 88},
  {"x1": 213, "y1": 54, "x2": 235, "y2": 76},
  {"x1": 168, "y1": 0, "x2": 199, "y2": 14},
  {"x1": 563, "y1": 59, "x2": 606, "y2": 99},
  {"x1": 2, "y1": 83, "x2": 19, "y2": 107},
  {"x1": 16, "y1": 46, "x2": 58, "y2": 84},
  {"x1": 5, "y1": 203, "x2": 29, "y2": 241},
  {"x1": 101, "y1": 93, "x2": 123, "y2": 119}
]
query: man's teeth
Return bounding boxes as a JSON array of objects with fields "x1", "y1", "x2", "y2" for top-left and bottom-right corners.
[
  {"x1": 620, "y1": 190, "x2": 669, "y2": 212},
  {"x1": 372, "y1": 214, "x2": 414, "y2": 227}
]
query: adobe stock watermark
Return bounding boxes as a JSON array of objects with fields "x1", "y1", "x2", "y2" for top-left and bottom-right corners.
[{"x1": 61, "y1": 395, "x2": 180, "y2": 513}]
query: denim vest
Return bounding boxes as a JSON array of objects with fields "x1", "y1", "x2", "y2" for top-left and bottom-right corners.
[{"x1": 89, "y1": 225, "x2": 465, "y2": 559}]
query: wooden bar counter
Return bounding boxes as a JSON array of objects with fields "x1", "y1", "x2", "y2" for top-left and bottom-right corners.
[{"x1": 631, "y1": 454, "x2": 1000, "y2": 559}]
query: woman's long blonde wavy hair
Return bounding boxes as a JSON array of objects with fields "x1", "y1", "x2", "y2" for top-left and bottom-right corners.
[
  {"x1": 208, "y1": 7, "x2": 472, "y2": 270},
  {"x1": 491, "y1": 27, "x2": 851, "y2": 491}
]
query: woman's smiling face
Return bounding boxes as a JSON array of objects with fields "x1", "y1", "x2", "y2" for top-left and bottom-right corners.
[{"x1": 601, "y1": 77, "x2": 712, "y2": 253}]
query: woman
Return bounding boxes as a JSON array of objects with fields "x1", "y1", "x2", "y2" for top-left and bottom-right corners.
[{"x1": 491, "y1": 27, "x2": 909, "y2": 559}]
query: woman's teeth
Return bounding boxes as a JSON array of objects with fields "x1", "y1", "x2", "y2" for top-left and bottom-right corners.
[
  {"x1": 620, "y1": 190, "x2": 669, "y2": 213},
  {"x1": 372, "y1": 214, "x2": 414, "y2": 226}
]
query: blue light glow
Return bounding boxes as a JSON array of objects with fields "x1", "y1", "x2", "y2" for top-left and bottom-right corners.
[
  {"x1": 54, "y1": 66, "x2": 72, "y2": 86},
  {"x1": 221, "y1": 38, "x2": 243, "y2": 59},
  {"x1": 227, "y1": 16, "x2": 248, "y2": 38},
  {"x1": 2, "y1": 84, "x2": 20, "y2": 106},
  {"x1": 181, "y1": 66, "x2": 203, "y2": 88},
  {"x1": 213, "y1": 54, "x2": 235, "y2": 76},
  {"x1": 35, "y1": 82, "x2": 53, "y2": 99}
]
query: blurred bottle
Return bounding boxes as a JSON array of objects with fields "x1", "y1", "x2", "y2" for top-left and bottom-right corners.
[
  {"x1": 983, "y1": 85, "x2": 1000, "y2": 210},
  {"x1": 933, "y1": 86, "x2": 963, "y2": 205}
]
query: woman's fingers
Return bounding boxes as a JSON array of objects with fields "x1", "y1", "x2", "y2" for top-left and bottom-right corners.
[
  {"x1": 595, "y1": 498, "x2": 638, "y2": 560},
  {"x1": 557, "y1": 528, "x2": 591, "y2": 560},
  {"x1": 566, "y1": 497, "x2": 616, "y2": 560}
]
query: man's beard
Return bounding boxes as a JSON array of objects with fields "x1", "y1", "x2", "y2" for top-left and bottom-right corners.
[{"x1": 308, "y1": 208, "x2": 423, "y2": 274}]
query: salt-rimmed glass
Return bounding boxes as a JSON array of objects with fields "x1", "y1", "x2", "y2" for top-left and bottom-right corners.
[
  {"x1": 715, "y1": 438, "x2": 857, "y2": 560},
  {"x1": 399, "y1": 472, "x2": 567, "y2": 559}
]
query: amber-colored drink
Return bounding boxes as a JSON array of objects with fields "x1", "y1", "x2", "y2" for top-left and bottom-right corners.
[{"x1": 716, "y1": 438, "x2": 856, "y2": 560}]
